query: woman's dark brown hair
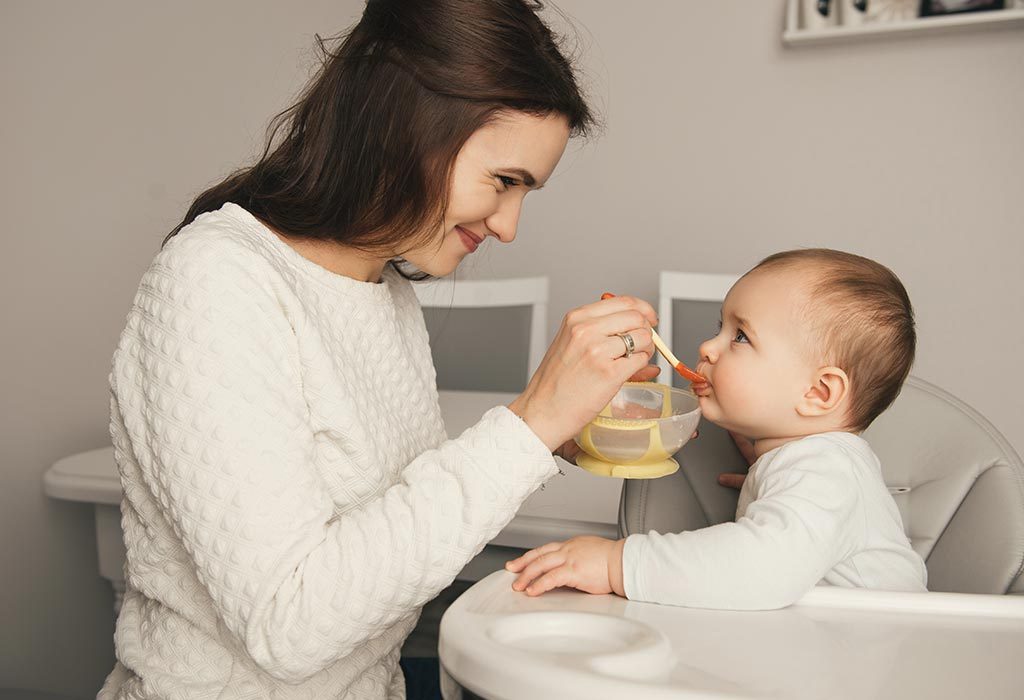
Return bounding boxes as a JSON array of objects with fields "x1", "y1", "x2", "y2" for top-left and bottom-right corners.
[{"x1": 165, "y1": 0, "x2": 593, "y2": 273}]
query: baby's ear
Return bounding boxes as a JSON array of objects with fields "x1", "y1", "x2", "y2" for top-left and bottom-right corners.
[{"x1": 797, "y1": 366, "x2": 849, "y2": 418}]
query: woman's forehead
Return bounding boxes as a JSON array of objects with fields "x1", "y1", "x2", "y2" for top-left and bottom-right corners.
[{"x1": 464, "y1": 113, "x2": 570, "y2": 172}]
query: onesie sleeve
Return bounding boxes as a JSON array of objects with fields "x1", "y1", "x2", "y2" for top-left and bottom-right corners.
[
  {"x1": 621, "y1": 437, "x2": 861, "y2": 610},
  {"x1": 110, "y1": 238, "x2": 557, "y2": 682}
]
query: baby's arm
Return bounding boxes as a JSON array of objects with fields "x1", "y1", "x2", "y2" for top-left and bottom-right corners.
[
  {"x1": 625, "y1": 440, "x2": 861, "y2": 610},
  {"x1": 505, "y1": 536, "x2": 627, "y2": 597}
]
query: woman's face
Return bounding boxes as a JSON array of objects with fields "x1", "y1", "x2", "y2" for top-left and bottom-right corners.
[{"x1": 401, "y1": 111, "x2": 571, "y2": 276}]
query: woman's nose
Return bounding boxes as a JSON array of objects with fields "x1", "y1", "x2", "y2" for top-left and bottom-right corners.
[{"x1": 485, "y1": 198, "x2": 522, "y2": 243}]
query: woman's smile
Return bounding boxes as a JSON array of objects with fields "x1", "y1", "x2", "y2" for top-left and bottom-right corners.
[{"x1": 456, "y1": 225, "x2": 484, "y2": 253}]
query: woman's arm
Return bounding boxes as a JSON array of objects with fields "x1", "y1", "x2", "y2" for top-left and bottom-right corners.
[{"x1": 113, "y1": 244, "x2": 559, "y2": 683}]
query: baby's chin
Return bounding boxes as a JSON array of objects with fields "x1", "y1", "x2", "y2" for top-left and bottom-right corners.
[
  {"x1": 695, "y1": 395, "x2": 725, "y2": 425},
  {"x1": 695, "y1": 398, "x2": 746, "y2": 435}
]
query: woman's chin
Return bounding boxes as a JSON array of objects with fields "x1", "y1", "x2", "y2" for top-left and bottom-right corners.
[{"x1": 406, "y1": 256, "x2": 460, "y2": 279}]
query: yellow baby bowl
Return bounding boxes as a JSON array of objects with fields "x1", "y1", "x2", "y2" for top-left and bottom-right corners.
[{"x1": 575, "y1": 382, "x2": 701, "y2": 479}]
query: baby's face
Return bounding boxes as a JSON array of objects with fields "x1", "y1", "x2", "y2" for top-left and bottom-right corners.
[{"x1": 693, "y1": 268, "x2": 821, "y2": 440}]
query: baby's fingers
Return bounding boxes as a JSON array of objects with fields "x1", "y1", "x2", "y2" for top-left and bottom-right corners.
[
  {"x1": 511, "y1": 551, "x2": 564, "y2": 592},
  {"x1": 505, "y1": 541, "x2": 563, "y2": 573},
  {"x1": 524, "y1": 566, "x2": 571, "y2": 597}
]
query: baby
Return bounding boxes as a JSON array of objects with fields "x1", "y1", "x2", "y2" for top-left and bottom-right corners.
[{"x1": 506, "y1": 248, "x2": 928, "y2": 609}]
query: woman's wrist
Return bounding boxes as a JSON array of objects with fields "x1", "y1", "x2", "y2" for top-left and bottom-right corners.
[{"x1": 508, "y1": 394, "x2": 561, "y2": 452}]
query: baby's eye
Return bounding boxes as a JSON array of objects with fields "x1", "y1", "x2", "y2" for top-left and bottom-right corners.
[
  {"x1": 716, "y1": 319, "x2": 723, "y2": 334},
  {"x1": 497, "y1": 175, "x2": 518, "y2": 189},
  {"x1": 733, "y1": 329, "x2": 749, "y2": 344}
]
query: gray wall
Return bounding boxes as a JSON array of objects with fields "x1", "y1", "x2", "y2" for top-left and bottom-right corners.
[{"x1": 2, "y1": 1, "x2": 1021, "y2": 695}]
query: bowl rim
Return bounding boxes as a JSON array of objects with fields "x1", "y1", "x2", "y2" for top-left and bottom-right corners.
[{"x1": 591, "y1": 382, "x2": 701, "y2": 427}]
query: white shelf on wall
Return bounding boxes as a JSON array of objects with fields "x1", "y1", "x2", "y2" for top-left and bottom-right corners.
[{"x1": 783, "y1": 0, "x2": 1024, "y2": 46}]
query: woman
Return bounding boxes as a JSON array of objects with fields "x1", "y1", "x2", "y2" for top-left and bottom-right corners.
[{"x1": 100, "y1": 1, "x2": 656, "y2": 697}]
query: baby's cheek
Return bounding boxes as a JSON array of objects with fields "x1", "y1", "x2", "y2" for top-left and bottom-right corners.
[{"x1": 711, "y1": 373, "x2": 743, "y2": 408}]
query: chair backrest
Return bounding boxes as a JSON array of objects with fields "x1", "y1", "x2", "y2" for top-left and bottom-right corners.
[
  {"x1": 620, "y1": 271, "x2": 1024, "y2": 595},
  {"x1": 657, "y1": 271, "x2": 738, "y2": 387},
  {"x1": 414, "y1": 276, "x2": 548, "y2": 392}
]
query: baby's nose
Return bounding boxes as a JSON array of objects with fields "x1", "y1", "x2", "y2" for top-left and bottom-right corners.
[{"x1": 698, "y1": 339, "x2": 717, "y2": 363}]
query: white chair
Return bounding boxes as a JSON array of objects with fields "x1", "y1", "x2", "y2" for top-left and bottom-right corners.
[
  {"x1": 620, "y1": 270, "x2": 1024, "y2": 594},
  {"x1": 414, "y1": 276, "x2": 548, "y2": 392}
]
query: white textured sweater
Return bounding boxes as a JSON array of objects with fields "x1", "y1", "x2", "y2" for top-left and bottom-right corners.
[
  {"x1": 100, "y1": 203, "x2": 557, "y2": 699},
  {"x1": 623, "y1": 432, "x2": 927, "y2": 609}
]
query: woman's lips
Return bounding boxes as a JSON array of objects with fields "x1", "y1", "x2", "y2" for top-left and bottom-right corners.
[{"x1": 456, "y1": 226, "x2": 483, "y2": 253}]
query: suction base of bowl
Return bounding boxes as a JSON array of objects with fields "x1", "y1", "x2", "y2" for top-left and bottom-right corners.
[{"x1": 576, "y1": 454, "x2": 679, "y2": 479}]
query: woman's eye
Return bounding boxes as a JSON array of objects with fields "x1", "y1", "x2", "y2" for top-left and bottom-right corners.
[
  {"x1": 733, "y1": 329, "x2": 749, "y2": 344},
  {"x1": 497, "y1": 175, "x2": 518, "y2": 189}
]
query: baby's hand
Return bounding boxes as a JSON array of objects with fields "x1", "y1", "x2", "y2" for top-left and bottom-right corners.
[{"x1": 505, "y1": 536, "x2": 626, "y2": 597}]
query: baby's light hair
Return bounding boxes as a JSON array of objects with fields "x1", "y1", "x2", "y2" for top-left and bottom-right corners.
[{"x1": 750, "y1": 249, "x2": 915, "y2": 433}]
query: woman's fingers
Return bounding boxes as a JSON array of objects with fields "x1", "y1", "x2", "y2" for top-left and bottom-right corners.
[
  {"x1": 569, "y1": 294, "x2": 658, "y2": 327},
  {"x1": 585, "y1": 309, "x2": 655, "y2": 342},
  {"x1": 602, "y1": 327, "x2": 654, "y2": 360},
  {"x1": 508, "y1": 294, "x2": 662, "y2": 451},
  {"x1": 628, "y1": 364, "x2": 661, "y2": 383},
  {"x1": 613, "y1": 350, "x2": 656, "y2": 378}
]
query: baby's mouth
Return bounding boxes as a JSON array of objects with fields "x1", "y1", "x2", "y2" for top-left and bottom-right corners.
[{"x1": 692, "y1": 365, "x2": 712, "y2": 396}]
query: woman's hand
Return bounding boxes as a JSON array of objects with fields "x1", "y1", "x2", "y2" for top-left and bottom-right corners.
[
  {"x1": 505, "y1": 536, "x2": 626, "y2": 597},
  {"x1": 552, "y1": 363, "x2": 661, "y2": 464},
  {"x1": 509, "y1": 295, "x2": 658, "y2": 451}
]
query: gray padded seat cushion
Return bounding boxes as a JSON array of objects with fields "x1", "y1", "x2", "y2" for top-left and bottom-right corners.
[{"x1": 619, "y1": 376, "x2": 1024, "y2": 595}]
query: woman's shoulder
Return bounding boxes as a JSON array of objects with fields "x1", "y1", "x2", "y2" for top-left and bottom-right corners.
[
  {"x1": 128, "y1": 205, "x2": 296, "y2": 334},
  {"x1": 155, "y1": 203, "x2": 277, "y2": 280}
]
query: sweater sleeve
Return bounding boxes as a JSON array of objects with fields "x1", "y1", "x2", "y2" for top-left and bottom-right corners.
[
  {"x1": 621, "y1": 437, "x2": 861, "y2": 610},
  {"x1": 111, "y1": 240, "x2": 557, "y2": 682}
]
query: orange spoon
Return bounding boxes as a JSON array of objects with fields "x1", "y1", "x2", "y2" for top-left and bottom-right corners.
[{"x1": 601, "y1": 292, "x2": 706, "y2": 384}]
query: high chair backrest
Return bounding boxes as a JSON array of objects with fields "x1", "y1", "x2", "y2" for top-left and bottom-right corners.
[{"x1": 414, "y1": 276, "x2": 548, "y2": 393}]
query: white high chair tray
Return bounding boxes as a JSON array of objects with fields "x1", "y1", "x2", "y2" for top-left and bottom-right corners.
[{"x1": 439, "y1": 570, "x2": 1024, "y2": 700}]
